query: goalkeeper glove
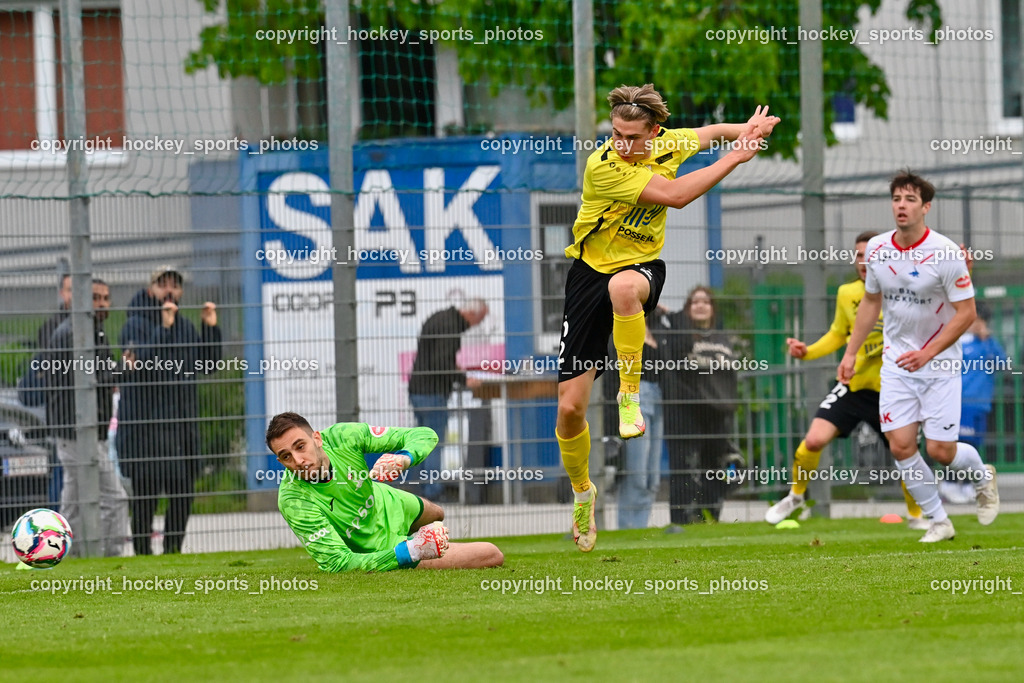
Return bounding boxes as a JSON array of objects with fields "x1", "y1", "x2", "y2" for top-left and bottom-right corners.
[
  {"x1": 395, "y1": 522, "x2": 449, "y2": 566},
  {"x1": 369, "y1": 451, "x2": 412, "y2": 482}
]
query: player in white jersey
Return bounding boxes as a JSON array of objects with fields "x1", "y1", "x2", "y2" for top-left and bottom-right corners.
[{"x1": 839, "y1": 171, "x2": 998, "y2": 543}]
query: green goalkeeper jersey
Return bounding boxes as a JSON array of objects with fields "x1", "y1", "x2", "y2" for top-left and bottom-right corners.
[{"x1": 278, "y1": 423, "x2": 438, "y2": 572}]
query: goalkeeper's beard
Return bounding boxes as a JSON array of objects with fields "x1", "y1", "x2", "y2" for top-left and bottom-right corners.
[
  {"x1": 301, "y1": 468, "x2": 331, "y2": 483},
  {"x1": 299, "y1": 450, "x2": 332, "y2": 483}
]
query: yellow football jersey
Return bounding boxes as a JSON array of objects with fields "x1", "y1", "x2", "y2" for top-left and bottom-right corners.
[
  {"x1": 565, "y1": 127, "x2": 700, "y2": 273},
  {"x1": 804, "y1": 278, "x2": 884, "y2": 393}
]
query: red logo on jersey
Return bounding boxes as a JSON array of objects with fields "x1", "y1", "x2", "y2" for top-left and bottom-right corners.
[
  {"x1": 880, "y1": 412, "x2": 893, "y2": 424},
  {"x1": 370, "y1": 425, "x2": 387, "y2": 437},
  {"x1": 955, "y1": 275, "x2": 972, "y2": 289}
]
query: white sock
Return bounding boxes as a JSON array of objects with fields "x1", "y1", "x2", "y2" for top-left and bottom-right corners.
[
  {"x1": 950, "y1": 442, "x2": 988, "y2": 491},
  {"x1": 896, "y1": 453, "x2": 947, "y2": 523}
]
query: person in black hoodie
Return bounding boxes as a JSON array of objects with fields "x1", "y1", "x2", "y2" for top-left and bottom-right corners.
[
  {"x1": 44, "y1": 278, "x2": 128, "y2": 556},
  {"x1": 37, "y1": 272, "x2": 72, "y2": 349},
  {"x1": 658, "y1": 285, "x2": 740, "y2": 525},
  {"x1": 118, "y1": 266, "x2": 222, "y2": 555},
  {"x1": 18, "y1": 273, "x2": 73, "y2": 409},
  {"x1": 405, "y1": 299, "x2": 488, "y2": 500}
]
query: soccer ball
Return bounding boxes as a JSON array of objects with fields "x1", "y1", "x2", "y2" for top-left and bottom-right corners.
[{"x1": 11, "y1": 508, "x2": 73, "y2": 568}]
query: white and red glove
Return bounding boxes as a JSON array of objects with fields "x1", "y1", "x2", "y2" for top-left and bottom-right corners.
[
  {"x1": 406, "y1": 522, "x2": 449, "y2": 562},
  {"x1": 369, "y1": 452, "x2": 412, "y2": 482}
]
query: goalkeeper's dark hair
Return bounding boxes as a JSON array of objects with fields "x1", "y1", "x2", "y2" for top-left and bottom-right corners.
[
  {"x1": 854, "y1": 231, "x2": 878, "y2": 245},
  {"x1": 266, "y1": 411, "x2": 314, "y2": 451},
  {"x1": 607, "y1": 84, "x2": 670, "y2": 128}
]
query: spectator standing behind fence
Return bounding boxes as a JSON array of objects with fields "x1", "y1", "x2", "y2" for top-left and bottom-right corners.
[
  {"x1": 18, "y1": 273, "x2": 72, "y2": 515},
  {"x1": 940, "y1": 302, "x2": 1008, "y2": 504},
  {"x1": 406, "y1": 300, "x2": 488, "y2": 500},
  {"x1": 18, "y1": 273, "x2": 73, "y2": 410},
  {"x1": 659, "y1": 286, "x2": 740, "y2": 526},
  {"x1": 43, "y1": 278, "x2": 129, "y2": 557},
  {"x1": 37, "y1": 272, "x2": 72, "y2": 349},
  {"x1": 118, "y1": 266, "x2": 222, "y2": 555}
]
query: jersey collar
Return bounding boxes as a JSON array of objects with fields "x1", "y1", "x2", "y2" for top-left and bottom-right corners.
[{"x1": 891, "y1": 226, "x2": 930, "y2": 251}]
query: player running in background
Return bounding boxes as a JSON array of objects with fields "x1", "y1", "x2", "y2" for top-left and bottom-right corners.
[
  {"x1": 556, "y1": 83, "x2": 779, "y2": 551},
  {"x1": 840, "y1": 171, "x2": 998, "y2": 543},
  {"x1": 766, "y1": 232, "x2": 926, "y2": 529},
  {"x1": 266, "y1": 412, "x2": 503, "y2": 571}
]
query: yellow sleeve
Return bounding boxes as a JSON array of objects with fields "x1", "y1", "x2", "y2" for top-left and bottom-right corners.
[
  {"x1": 587, "y1": 151, "x2": 655, "y2": 205},
  {"x1": 803, "y1": 330, "x2": 846, "y2": 361},
  {"x1": 649, "y1": 127, "x2": 700, "y2": 162}
]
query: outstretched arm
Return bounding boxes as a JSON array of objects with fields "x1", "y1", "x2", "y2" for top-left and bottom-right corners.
[
  {"x1": 694, "y1": 105, "x2": 780, "y2": 150},
  {"x1": 638, "y1": 131, "x2": 759, "y2": 209},
  {"x1": 793, "y1": 289, "x2": 851, "y2": 360},
  {"x1": 788, "y1": 331, "x2": 846, "y2": 360},
  {"x1": 639, "y1": 107, "x2": 778, "y2": 209},
  {"x1": 321, "y1": 423, "x2": 439, "y2": 467}
]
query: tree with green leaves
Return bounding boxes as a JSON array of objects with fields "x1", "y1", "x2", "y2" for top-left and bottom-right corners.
[{"x1": 185, "y1": 0, "x2": 942, "y2": 158}]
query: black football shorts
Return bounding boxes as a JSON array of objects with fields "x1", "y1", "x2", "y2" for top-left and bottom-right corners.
[
  {"x1": 814, "y1": 382, "x2": 883, "y2": 438},
  {"x1": 557, "y1": 258, "x2": 666, "y2": 382}
]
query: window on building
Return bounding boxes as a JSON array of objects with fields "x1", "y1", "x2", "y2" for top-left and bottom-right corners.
[
  {"x1": 988, "y1": 0, "x2": 1022, "y2": 134},
  {"x1": 1001, "y1": 0, "x2": 1021, "y2": 119},
  {"x1": 831, "y1": 88, "x2": 859, "y2": 142},
  {"x1": 355, "y1": 13, "x2": 435, "y2": 139},
  {"x1": 534, "y1": 199, "x2": 578, "y2": 352},
  {"x1": 0, "y1": 7, "x2": 124, "y2": 160}
]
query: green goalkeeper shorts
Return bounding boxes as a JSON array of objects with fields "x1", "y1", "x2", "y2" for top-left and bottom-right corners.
[{"x1": 373, "y1": 482, "x2": 425, "y2": 545}]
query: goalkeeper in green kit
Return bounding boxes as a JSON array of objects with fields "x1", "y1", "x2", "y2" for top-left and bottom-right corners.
[{"x1": 266, "y1": 412, "x2": 504, "y2": 571}]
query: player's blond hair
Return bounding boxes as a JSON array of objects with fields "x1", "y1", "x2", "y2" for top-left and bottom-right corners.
[{"x1": 607, "y1": 84, "x2": 670, "y2": 128}]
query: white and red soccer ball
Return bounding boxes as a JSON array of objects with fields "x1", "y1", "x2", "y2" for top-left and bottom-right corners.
[{"x1": 11, "y1": 508, "x2": 73, "y2": 568}]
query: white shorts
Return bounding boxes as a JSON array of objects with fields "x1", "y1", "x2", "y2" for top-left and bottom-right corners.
[{"x1": 879, "y1": 372, "x2": 961, "y2": 441}]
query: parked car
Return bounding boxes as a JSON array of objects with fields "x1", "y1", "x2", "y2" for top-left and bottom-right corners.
[{"x1": 0, "y1": 390, "x2": 55, "y2": 531}]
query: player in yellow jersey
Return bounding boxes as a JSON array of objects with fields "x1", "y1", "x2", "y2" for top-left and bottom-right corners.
[
  {"x1": 765, "y1": 232, "x2": 926, "y2": 527},
  {"x1": 556, "y1": 83, "x2": 779, "y2": 551}
]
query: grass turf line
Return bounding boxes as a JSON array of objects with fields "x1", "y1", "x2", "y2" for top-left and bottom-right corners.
[{"x1": 2, "y1": 514, "x2": 1023, "y2": 682}]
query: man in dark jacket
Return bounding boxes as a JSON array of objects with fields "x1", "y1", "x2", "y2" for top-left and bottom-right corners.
[
  {"x1": 118, "y1": 266, "x2": 222, "y2": 555},
  {"x1": 19, "y1": 273, "x2": 73, "y2": 409},
  {"x1": 45, "y1": 278, "x2": 128, "y2": 556},
  {"x1": 37, "y1": 272, "x2": 72, "y2": 349},
  {"x1": 406, "y1": 299, "x2": 488, "y2": 499}
]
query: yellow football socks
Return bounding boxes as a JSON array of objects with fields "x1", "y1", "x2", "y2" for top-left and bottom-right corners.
[
  {"x1": 558, "y1": 422, "x2": 592, "y2": 493},
  {"x1": 791, "y1": 441, "x2": 822, "y2": 496},
  {"x1": 612, "y1": 311, "x2": 645, "y2": 394}
]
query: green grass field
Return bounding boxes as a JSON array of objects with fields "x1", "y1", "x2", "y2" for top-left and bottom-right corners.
[{"x1": 3, "y1": 514, "x2": 1023, "y2": 682}]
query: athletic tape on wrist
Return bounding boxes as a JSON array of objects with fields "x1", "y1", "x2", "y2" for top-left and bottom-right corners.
[{"x1": 395, "y1": 540, "x2": 416, "y2": 567}]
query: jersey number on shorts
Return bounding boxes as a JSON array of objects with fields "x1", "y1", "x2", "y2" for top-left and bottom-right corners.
[
  {"x1": 558, "y1": 319, "x2": 568, "y2": 363},
  {"x1": 819, "y1": 382, "x2": 848, "y2": 410}
]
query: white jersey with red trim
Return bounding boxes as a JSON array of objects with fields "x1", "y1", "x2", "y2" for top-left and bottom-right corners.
[{"x1": 863, "y1": 227, "x2": 975, "y2": 378}]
